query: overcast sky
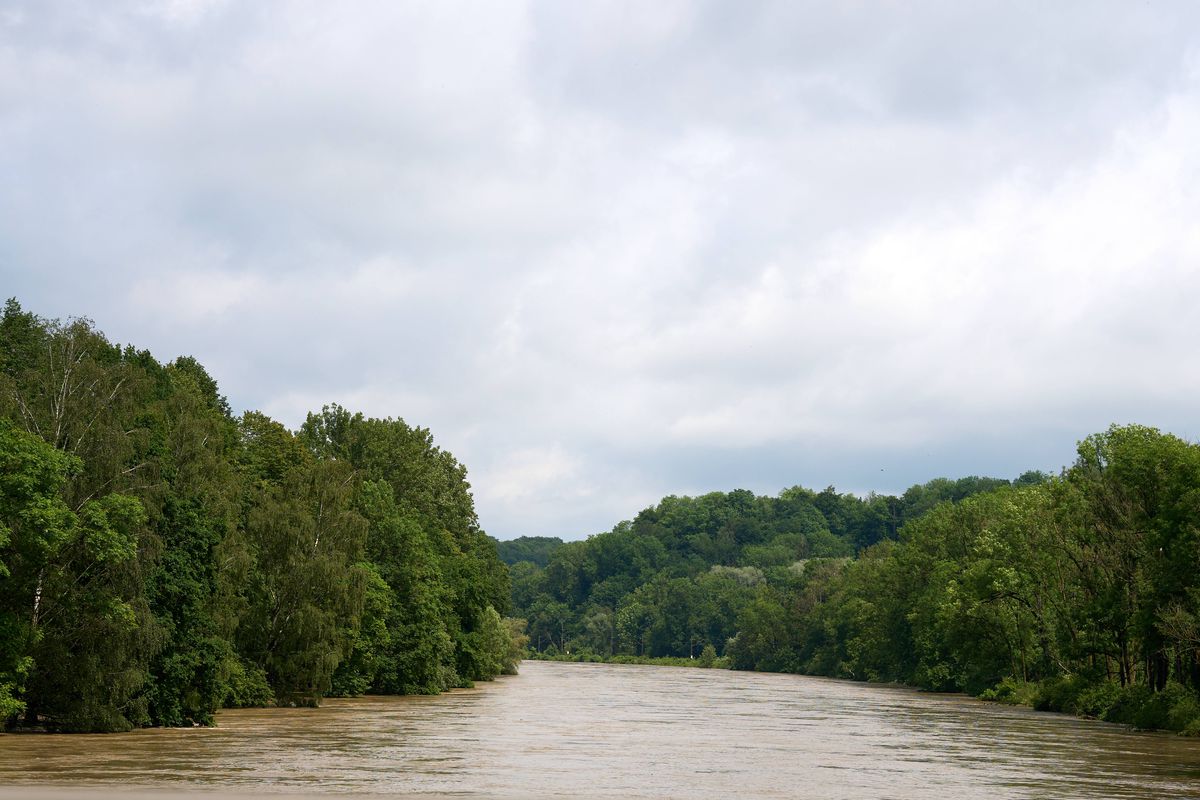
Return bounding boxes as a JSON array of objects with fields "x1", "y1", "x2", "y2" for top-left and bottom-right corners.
[{"x1": 3, "y1": 1, "x2": 1199, "y2": 540}]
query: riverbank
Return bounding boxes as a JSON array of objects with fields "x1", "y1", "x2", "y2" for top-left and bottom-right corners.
[{"x1": 976, "y1": 675, "x2": 1200, "y2": 735}]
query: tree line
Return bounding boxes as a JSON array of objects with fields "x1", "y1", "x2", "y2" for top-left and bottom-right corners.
[
  {"x1": 504, "y1": 475, "x2": 1036, "y2": 656},
  {"x1": 0, "y1": 300, "x2": 521, "y2": 732},
  {"x1": 506, "y1": 428, "x2": 1200, "y2": 733}
]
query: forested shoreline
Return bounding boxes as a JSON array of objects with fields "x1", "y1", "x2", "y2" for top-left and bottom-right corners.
[
  {"x1": 0, "y1": 300, "x2": 521, "y2": 732},
  {"x1": 5, "y1": 300, "x2": 1199, "y2": 738},
  {"x1": 504, "y1": 428, "x2": 1200, "y2": 734}
]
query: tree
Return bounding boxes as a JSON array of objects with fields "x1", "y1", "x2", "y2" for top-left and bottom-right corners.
[
  {"x1": 353, "y1": 480, "x2": 455, "y2": 694},
  {"x1": 0, "y1": 420, "x2": 79, "y2": 725},
  {"x1": 236, "y1": 417, "x2": 367, "y2": 706}
]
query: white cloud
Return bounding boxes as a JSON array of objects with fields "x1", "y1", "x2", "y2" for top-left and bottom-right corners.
[
  {"x1": 3, "y1": 1, "x2": 1200, "y2": 538},
  {"x1": 480, "y1": 446, "x2": 586, "y2": 504}
]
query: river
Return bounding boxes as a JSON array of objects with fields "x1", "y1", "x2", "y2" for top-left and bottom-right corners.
[{"x1": 2, "y1": 660, "x2": 1199, "y2": 798}]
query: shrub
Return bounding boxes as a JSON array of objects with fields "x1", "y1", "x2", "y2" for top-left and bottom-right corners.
[
  {"x1": 1165, "y1": 685, "x2": 1200, "y2": 734},
  {"x1": 1103, "y1": 684, "x2": 1153, "y2": 727},
  {"x1": 1074, "y1": 682, "x2": 1122, "y2": 719},
  {"x1": 1033, "y1": 675, "x2": 1081, "y2": 713},
  {"x1": 222, "y1": 658, "x2": 274, "y2": 708},
  {"x1": 978, "y1": 677, "x2": 1037, "y2": 706},
  {"x1": 1120, "y1": 683, "x2": 1200, "y2": 732}
]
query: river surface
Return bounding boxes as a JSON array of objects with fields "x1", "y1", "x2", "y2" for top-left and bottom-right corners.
[{"x1": 2, "y1": 660, "x2": 1200, "y2": 799}]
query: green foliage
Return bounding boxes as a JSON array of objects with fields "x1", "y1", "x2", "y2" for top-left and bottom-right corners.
[
  {"x1": 300, "y1": 405, "x2": 513, "y2": 689},
  {"x1": 978, "y1": 677, "x2": 1038, "y2": 706},
  {"x1": 0, "y1": 680, "x2": 24, "y2": 721},
  {"x1": 1074, "y1": 680, "x2": 1123, "y2": 718},
  {"x1": 28, "y1": 492, "x2": 164, "y2": 732},
  {"x1": 344, "y1": 479, "x2": 455, "y2": 694},
  {"x1": 1051, "y1": 680, "x2": 1200, "y2": 733},
  {"x1": 0, "y1": 301, "x2": 524, "y2": 731},
  {"x1": 510, "y1": 477, "x2": 1024, "y2": 670},
  {"x1": 8, "y1": 297, "x2": 1199, "y2": 738},
  {"x1": 501, "y1": 617, "x2": 529, "y2": 675},
  {"x1": 1165, "y1": 686, "x2": 1200, "y2": 735},
  {"x1": 494, "y1": 536, "x2": 564, "y2": 567},
  {"x1": 467, "y1": 606, "x2": 512, "y2": 680},
  {"x1": 508, "y1": 423, "x2": 1200, "y2": 735},
  {"x1": 221, "y1": 656, "x2": 274, "y2": 708},
  {"x1": 236, "y1": 455, "x2": 368, "y2": 706},
  {"x1": 799, "y1": 425, "x2": 1200, "y2": 734},
  {"x1": 0, "y1": 419, "x2": 79, "y2": 727},
  {"x1": 329, "y1": 563, "x2": 395, "y2": 697}
]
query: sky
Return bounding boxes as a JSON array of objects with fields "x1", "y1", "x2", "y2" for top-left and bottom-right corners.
[{"x1": 2, "y1": 1, "x2": 1199, "y2": 541}]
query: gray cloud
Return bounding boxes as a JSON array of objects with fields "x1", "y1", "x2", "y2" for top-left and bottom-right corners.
[{"x1": 3, "y1": 1, "x2": 1199, "y2": 539}]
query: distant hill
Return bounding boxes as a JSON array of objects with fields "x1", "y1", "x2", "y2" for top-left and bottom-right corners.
[
  {"x1": 508, "y1": 475, "x2": 1035, "y2": 658},
  {"x1": 494, "y1": 535, "x2": 565, "y2": 567}
]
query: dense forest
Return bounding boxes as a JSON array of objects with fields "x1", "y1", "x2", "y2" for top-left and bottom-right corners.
[
  {"x1": 0, "y1": 300, "x2": 520, "y2": 732},
  {"x1": 508, "y1": 430, "x2": 1200, "y2": 734},
  {"x1": 496, "y1": 536, "x2": 565, "y2": 569}
]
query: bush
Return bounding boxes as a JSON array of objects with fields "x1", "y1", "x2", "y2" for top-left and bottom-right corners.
[
  {"x1": 1126, "y1": 683, "x2": 1198, "y2": 732},
  {"x1": 1078, "y1": 682, "x2": 1200, "y2": 733},
  {"x1": 1, "y1": 676, "x2": 27, "y2": 727},
  {"x1": 978, "y1": 677, "x2": 1037, "y2": 706},
  {"x1": 222, "y1": 658, "x2": 274, "y2": 708},
  {"x1": 1102, "y1": 684, "x2": 1153, "y2": 726},
  {"x1": 1074, "y1": 681, "x2": 1122, "y2": 719},
  {"x1": 1002, "y1": 680, "x2": 1200, "y2": 734},
  {"x1": 502, "y1": 618, "x2": 529, "y2": 675},
  {"x1": 1033, "y1": 675, "x2": 1082, "y2": 713},
  {"x1": 1166, "y1": 687, "x2": 1200, "y2": 735}
]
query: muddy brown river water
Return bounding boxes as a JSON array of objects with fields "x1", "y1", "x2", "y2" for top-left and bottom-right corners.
[{"x1": 2, "y1": 660, "x2": 1200, "y2": 798}]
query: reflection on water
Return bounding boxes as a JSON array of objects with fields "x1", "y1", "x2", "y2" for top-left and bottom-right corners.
[{"x1": 2, "y1": 661, "x2": 1200, "y2": 799}]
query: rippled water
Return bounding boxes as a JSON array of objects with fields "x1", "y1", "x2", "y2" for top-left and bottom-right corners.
[{"x1": 3, "y1": 661, "x2": 1200, "y2": 798}]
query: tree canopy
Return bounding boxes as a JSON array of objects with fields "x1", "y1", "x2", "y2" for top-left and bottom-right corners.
[{"x1": 0, "y1": 300, "x2": 519, "y2": 731}]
